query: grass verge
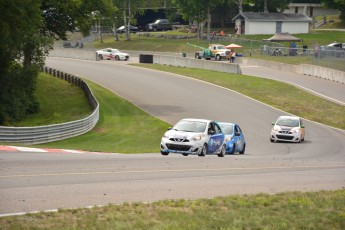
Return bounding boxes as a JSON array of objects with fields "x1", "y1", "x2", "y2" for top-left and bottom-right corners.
[
  {"x1": 10, "y1": 73, "x2": 92, "y2": 127},
  {"x1": 1, "y1": 189, "x2": 344, "y2": 229},
  {"x1": 33, "y1": 79, "x2": 169, "y2": 153},
  {"x1": 132, "y1": 64, "x2": 345, "y2": 130}
]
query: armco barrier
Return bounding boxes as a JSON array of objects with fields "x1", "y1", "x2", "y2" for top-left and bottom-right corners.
[
  {"x1": 239, "y1": 58, "x2": 345, "y2": 84},
  {"x1": 153, "y1": 55, "x2": 242, "y2": 74},
  {"x1": 0, "y1": 67, "x2": 99, "y2": 144}
]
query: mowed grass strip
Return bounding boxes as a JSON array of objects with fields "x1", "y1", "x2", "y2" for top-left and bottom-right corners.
[
  {"x1": 1, "y1": 190, "x2": 344, "y2": 229},
  {"x1": 133, "y1": 64, "x2": 345, "y2": 130},
  {"x1": 34, "y1": 79, "x2": 169, "y2": 153},
  {"x1": 11, "y1": 73, "x2": 92, "y2": 127}
]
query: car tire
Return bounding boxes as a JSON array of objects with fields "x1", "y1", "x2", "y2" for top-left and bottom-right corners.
[
  {"x1": 98, "y1": 54, "x2": 103, "y2": 60},
  {"x1": 115, "y1": 56, "x2": 120, "y2": 61},
  {"x1": 215, "y1": 55, "x2": 221, "y2": 61},
  {"x1": 182, "y1": 153, "x2": 188, "y2": 156},
  {"x1": 217, "y1": 145, "x2": 226, "y2": 157},
  {"x1": 230, "y1": 144, "x2": 236, "y2": 154},
  {"x1": 153, "y1": 27, "x2": 157, "y2": 32},
  {"x1": 198, "y1": 144, "x2": 207, "y2": 157},
  {"x1": 270, "y1": 138, "x2": 274, "y2": 142},
  {"x1": 195, "y1": 53, "x2": 200, "y2": 59},
  {"x1": 239, "y1": 144, "x2": 245, "y2": 154},
  {"x1": 161, "y1": 151, "x2": 169, "y2": 156}
]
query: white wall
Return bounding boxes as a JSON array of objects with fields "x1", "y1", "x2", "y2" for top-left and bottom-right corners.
[
  {"x1": 247, "y1": 21, "x2": 276, "y2": 34},
  {"x1": 246, "y1": 21, "x2": 309, "y2": 34},
  {"x1": 284, "y1": 6, "x2": 339, "y2": 17},
  {"x1": 282, "y1": 22, "x2": 310, "y2": 34}
]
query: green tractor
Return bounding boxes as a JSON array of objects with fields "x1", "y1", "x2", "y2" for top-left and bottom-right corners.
[{"x1": 186, "y1": 43, "x2": 214, "y2": 60}]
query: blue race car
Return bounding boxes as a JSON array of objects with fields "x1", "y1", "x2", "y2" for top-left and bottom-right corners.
[{"x1": 217, "y1": 122, "x2": 246, "y2": 154}]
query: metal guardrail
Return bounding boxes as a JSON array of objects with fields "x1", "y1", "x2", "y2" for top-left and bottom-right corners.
[{"x1": 0, "y1": 67, "x2": 99, "y2": 144}]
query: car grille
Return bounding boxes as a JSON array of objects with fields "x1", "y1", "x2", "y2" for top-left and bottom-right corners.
[
  {"x1": 276, "y1": 135, "x2": 294, "y2": 140},
  {"x1": 278, "y1": 131, "x2": 292, "y2": 134},
  {"x1": 166, "y1": 144, "x2": 191, "y2": 151},
  {"x1": 225, "y1": 51, "x2": 230, "y2": 55},
  {"x1": 169, "y1": 138, "x2": 190, "y2": 142}
]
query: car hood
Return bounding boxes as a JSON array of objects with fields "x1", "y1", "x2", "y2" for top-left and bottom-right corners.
[{"x1": 164, "y1": 130, "x2": 203, "y2": 139}]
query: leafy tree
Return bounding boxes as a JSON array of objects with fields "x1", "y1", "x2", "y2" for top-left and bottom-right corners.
[
  {"x1": 321, "y1": 0, "x2": 345, "y2": 21},
  {"x1": 0, "y1": 0, "x2": 114, "y2": 125},
  {"x1": 173, "y1": 0, "x2": 224, "y2": 40}
]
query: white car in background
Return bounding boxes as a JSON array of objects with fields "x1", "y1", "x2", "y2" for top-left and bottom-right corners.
[
  {"x1": 160, "y1": 118, "x2": 226, "y2": 157},
  {"x1": 96, "y1": 48, "x2": 130, "y2": 61},
  {"x1": 270, "y1": 116, "x2": 305, "y2": 143}
]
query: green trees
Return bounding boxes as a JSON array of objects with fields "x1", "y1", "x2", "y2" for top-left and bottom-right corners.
[
  {"x1": 322, "y1": 0, "x2": 345, "y2": 21},
  {"x1": 0, "y1": 0, "x2": 114, "y2": 125}
]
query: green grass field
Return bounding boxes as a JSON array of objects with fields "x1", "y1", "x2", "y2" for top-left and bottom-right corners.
[{"x1": 1, "y1": 189, "x2": 344, "y2": 229}]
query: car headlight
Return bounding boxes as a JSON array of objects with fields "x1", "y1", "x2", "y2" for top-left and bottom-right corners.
[
  {"x1": 291, "y1": 128, "x2": 300, "y2": 133},
  {"x1": 272, "y1": 125, "x2": 281, "y2": 131},
  {"x1": 192, "y1": 134, "x2": 203, "y2": 141}
]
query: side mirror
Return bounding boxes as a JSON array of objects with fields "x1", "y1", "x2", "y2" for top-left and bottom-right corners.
[
  {"x1": 235, "y1": 132, "x2": 241, "y2": 136},
  {"x1": 167, "y1": 127, "x2": 172, "y2": 130}
]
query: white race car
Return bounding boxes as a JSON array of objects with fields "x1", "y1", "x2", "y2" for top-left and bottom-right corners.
[
  {"x1": 160, "y1": 118, "x2": 226, "y2": 157},
  {"x1": 270, "y1": 116, "x2": 305, "y2": 143},
  {"x1": 96, "y1": 48, "x2": 130, "y2": 61}
]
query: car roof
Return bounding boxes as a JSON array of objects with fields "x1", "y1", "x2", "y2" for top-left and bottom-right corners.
[
  {"x1": 217, "y1": 122, "x2": 235, "y2": 126},
  {"x1": 277, "y1": 115, "x2": 299, "y2": 120},
  {"x1": 180, "y1": 118, "x2": 212, "y2": 123}
]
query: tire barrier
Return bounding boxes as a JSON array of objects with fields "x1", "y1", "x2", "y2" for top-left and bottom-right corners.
[{"x1": 0, "y1": 67, "x2": 99, "y2": 144}]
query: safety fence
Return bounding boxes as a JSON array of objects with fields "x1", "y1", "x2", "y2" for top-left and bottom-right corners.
[{"x1": 0, "y1": 67, "x2": 99, "y2": 144}]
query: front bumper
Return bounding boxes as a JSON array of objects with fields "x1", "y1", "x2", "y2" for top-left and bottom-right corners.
[
  {"x1": 160, "y1": 139, "x2": 203, "y2": 155},
  {"x1": 271, "y1": 131, "x2": 302, "y2": 142}
]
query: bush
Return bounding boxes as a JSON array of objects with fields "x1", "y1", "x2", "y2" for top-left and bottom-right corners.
[{"x1": 0, "y1": 63, "x2": 40, "y2": 125}]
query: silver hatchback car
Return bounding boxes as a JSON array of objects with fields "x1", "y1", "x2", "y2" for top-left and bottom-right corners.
[
  {"x1": 270, "y1": 116, "x2": 305, "y2": 143},
  {"x1": 160, "y1": 118, "x2": 226, "y2": 157}
]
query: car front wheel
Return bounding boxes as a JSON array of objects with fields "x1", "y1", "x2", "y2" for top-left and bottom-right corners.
[
  {"x1": 217, "y1": 145, "x2": 225, "y2": 157},
  {"x1": 98, "y1": 54, "x2": 103, "y2": 60},
  {"x1": 239, "y1": 144, "x2": 245, "y2": 154},
  {"x1": 198, "y1": 144, "x2": 207, "y2": 157},
  {"x1": 161, "y1": 151, "x2": 169, "y2": 156},
  {"x1": 215, "y1": 55, "x2": 221, "y2": 61},
  {"x1": 230, "y1": 144, "x2": 236, "y2": 154}
]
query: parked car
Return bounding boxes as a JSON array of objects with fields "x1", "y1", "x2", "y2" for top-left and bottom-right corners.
[
  {"x1": 270, "y1": 116, "x2": 305, "y2": 143},
  {"x1": 146, "y1": 19, "x2": 172, "y2": 31},
  {"x1": 315, "y1": 42, "x2": 345, "y2": 58},
  {"x1": 96, "y1": 48, "x2": 130, "y2": 61},
  {"x1": 160, "y1": 118, "x2": 226, "y2": 157},
  {"x1": 116, "y1": 25, "x2": 138, "y2": 34},
  {"x1": 218, "y1": 122, "x2": 246, "y2": 154}
]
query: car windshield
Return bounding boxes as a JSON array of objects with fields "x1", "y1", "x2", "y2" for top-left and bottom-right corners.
[
  {"x1": 219, "y1": 124, "x2": 234, "y2": 135},
  {"x1": 276, "y1": 118, "x2": 299, "y2": 127},
  {"x1": 217, "y1": 45, "x2": 226, "y2": 49},
  {"x1": 173, "y1": 120, "x2": 207, "y2": 133},
  {"x1": 154, "y1": 20, "x2": 160, "y2": 23},
  {"x1": 112, "y1": 49, "x2": 120, "y2": 53}
]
